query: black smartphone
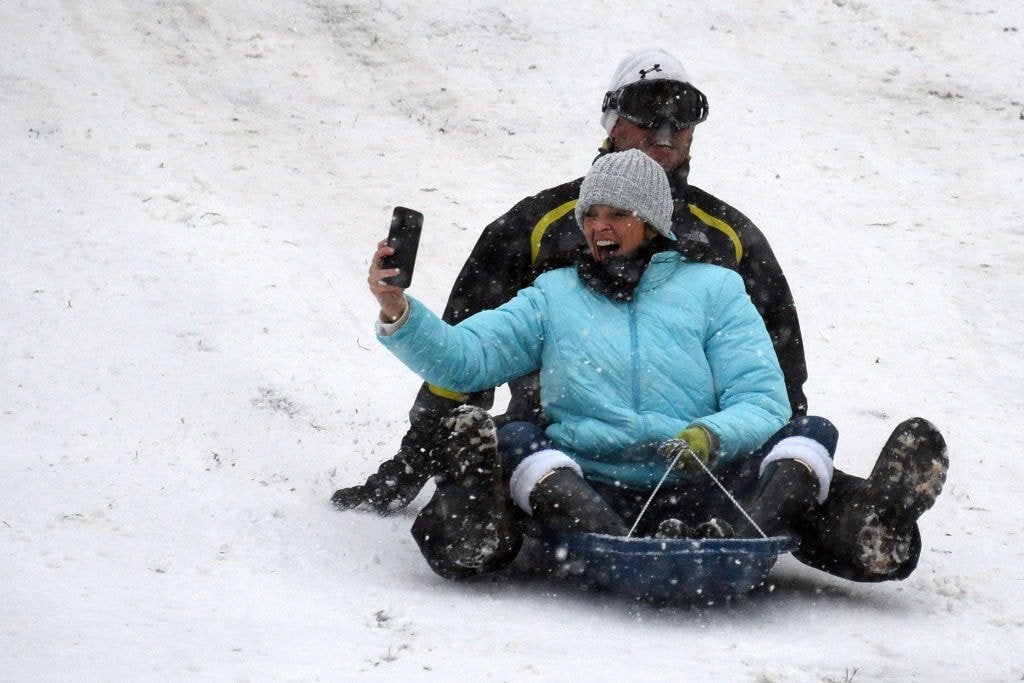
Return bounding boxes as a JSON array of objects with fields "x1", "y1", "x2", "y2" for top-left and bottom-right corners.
[{"x1": 380, "y1": 206, "x2": 423, "y2": 288}]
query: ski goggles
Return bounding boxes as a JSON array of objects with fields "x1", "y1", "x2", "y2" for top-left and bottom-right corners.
[{"x1": 602, "y1": 79, "x2": 709, "y2": 131}]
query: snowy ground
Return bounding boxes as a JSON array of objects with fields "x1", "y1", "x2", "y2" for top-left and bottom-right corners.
[{"x1": 3, "y1": 1, "x2": 1023, "y2": 680}]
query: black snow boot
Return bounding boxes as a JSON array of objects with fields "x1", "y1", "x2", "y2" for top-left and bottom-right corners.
[
  {"x1": 654, "y1": 518, "x2": 693, "y2": 539},
  {"x1": 528, "y1": 468, "x2": 629, "y2": 536},
  {"x1": 330, "y1": 442, "x2": 430, "y2": 514},
  {"x1": 839, "y1": 417, "x2": 948, "y2": 575},
  {"x1": 694, "y1": 518, "x2": 736, "y2": 539},
  {"x1": 801, "y1": 417, "x2": 948, "y2": 579},
  {"x1": 410, "y1": 406, "x2": 522, "y2": 579},
  {"x1": 655, "y1": 517, "x2": 735, "y2": 539},
  {"x1": 735, "y1": 460, "x2": 820, "y2": 538},
  {"x1": 331, "y1": 401, "x2": 453, "y2": 514}
]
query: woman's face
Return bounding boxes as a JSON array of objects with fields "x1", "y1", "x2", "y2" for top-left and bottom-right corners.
[{"x1": 582, "y1": 204, "x2": 652, "y2": 261}]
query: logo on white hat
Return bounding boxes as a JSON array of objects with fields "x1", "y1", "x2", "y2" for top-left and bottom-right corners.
[{"x1": 638, "y1": 64, "x2": 662, "y2": 79}]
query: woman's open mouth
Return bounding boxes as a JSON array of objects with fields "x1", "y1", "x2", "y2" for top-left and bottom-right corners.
[{"x1": 596, "y1": 239, "x2": 620, "y2": 260}]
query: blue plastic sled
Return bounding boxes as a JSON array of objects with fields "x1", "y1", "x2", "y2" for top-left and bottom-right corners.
[{"x1": 533, "y1": 531, "x2": 798, "y2": 603}]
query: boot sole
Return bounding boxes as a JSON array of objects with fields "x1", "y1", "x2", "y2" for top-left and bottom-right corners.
[
  {"x1": 865, "y1": 417, "x2": 949, "y2": 528},
  {"x1": 851, "y1": 418, "x2": 947, "y2": 574},
  {"x1": 854, "y1": 516, "x2": 915, "y2": 574},
  {"x1": 439, "y1": 405, "x2": 498, "y2": 482}
]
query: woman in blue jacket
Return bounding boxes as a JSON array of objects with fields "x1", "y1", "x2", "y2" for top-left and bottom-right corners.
[{"x1": 368, "y1": 150, "x2": 945, "y2": 581}]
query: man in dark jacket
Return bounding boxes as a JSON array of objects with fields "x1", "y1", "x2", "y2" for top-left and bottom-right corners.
[{"x1": 334, "y1": 48, "x2": 947, "y2": 582}]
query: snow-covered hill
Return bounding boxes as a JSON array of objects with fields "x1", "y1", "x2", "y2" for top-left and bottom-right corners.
[{"x1": 3, "y1": 1, "x2": 1022, "y2": 680}]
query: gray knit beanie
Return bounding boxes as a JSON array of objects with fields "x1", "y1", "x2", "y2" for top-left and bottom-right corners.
[{"x1": 575, "y1": 149, "x2": 675, "y2": 240}]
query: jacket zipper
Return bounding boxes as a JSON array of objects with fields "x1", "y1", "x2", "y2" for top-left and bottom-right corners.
[{"x1": 628, "y1": 300, "x2": 650, "y2": 435}]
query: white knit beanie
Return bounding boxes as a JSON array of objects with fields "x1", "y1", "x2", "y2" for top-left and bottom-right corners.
[
  {"x1": 601, "y1": 48, "x2": 693, "y2": 134},
  {"x1": 575, "y1": 149, "x2": 675, "y2": 240}
]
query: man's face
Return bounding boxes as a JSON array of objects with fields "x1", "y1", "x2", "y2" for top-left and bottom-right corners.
[{"x1": 610, "y1": 119, "x2": 694, "y2": 173}]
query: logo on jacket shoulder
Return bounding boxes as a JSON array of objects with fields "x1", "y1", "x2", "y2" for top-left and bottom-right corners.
[{"x1": 681, "y1": 230, "x2": 710, "y2": 245}]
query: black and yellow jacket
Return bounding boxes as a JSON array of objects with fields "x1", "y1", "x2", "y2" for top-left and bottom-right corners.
[{"x1": 414, "y1": 159, "x2": 808, "y2": 424}]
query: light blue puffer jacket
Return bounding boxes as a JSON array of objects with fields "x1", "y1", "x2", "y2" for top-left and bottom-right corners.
[{"x1": 379, "y1": 252, "x2": 791, "y2": 488}]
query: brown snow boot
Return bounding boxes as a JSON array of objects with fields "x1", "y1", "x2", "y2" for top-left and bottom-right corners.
[{"x1": 528, "y1": 468, "x2": 628, "y2": 536}]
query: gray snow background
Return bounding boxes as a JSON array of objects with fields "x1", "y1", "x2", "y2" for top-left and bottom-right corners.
[{"x1": 2, "y1": 1, "x2": 1023, "y2": 681}]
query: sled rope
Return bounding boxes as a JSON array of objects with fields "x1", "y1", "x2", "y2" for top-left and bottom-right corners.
[
  {"x1": 627, "y1": 449, "x2": 769, "y2": 539},
  {"x1": 627, "y1": 452, "x2": 678, "y2": 538}
]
